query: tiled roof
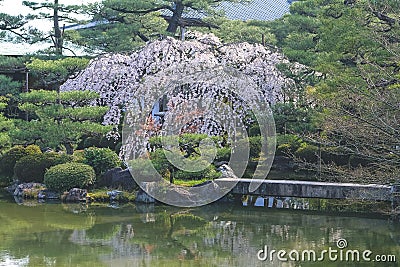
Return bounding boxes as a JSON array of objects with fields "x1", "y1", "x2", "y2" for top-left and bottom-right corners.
[
  {"x1": 220, "y1": 0, "x2": 291, "y2": 21},
  {"x1": 67, "y1": 0, "x2": 292, "y2": 32},
  {"x1": 163, "y1": 0, "x2": 291, "y2": 21},
  {"x1": 64, "y1": 20, "x2": 109, "y2": 31},
  {"x1": 0, "y1": 0, "x2": 294, "y2": 55}
]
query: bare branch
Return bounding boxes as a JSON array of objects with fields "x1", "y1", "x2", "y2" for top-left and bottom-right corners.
[{"x1": 110, "y1": 5, "x2": 173, "y2": 14}]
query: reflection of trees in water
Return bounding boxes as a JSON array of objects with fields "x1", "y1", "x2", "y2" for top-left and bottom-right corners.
[
  {"x1": 192, "y1": 207, "x2": 400, "y2": 254},
  {"x1": 1, "y1": 201, "x2": 400, "y2": 266},
  {"x1": 65, "y1": 208, "x2": 374, "y2": 265},
  {"x1": 70, "y1": 225, "x2": 139, "y2": 259},
  {"x1": 1, "y1": 230, "x2": 108, "y2": 266},
  {"x1": 205, "y1": 221, "x2": 252, "y2": 255},
  {"x1": 68, "y1": 210, "x2": 209, "y2": 262}
]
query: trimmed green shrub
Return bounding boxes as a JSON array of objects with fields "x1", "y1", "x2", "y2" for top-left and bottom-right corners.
[
  {"x1": 0, "y1": 145, "x2": 41, "y2": 177},
  {"x1": 179, "y1": 133, "x2": 208, "y2": 147},
  {"x1": 83, "y1": 147, "x2": 121, "y2": 176},
  {"x1": 25, "y1": 144, "x2": 42, "y2": 155},
  {"x1": 215, "y1": 147, "x2": 231, "y2": 162},
  {"x1": 44, "y1": 163, "x2": 95, "y2": 192},
  {"x1": 147, "y1": 148, "x2": 222, "y2": 181},
  {"x1": 173, "y1": 165, "x2": 221, "y2": 181},
  {"x1": 149, "y1": 149, "x2": 172, "y2": 178},
  {"x1": 148, "y1": 136, "x2": 162, "y2": 151},
  {"x1": 230, "y1": 136, "x2": 262, "y2": 160},
  {"x1": 143, "y1": 134, "x2": 231, "y2": 182},
  {"x1": 14, "y1": 154, "x2": 47, "y2": 183},
  {"x1": 148, "y1": 134, "x2": 224, "y2": 153},
  {"x1": 72, "y1": 150, "x2": 85, "y2": 163},
  {"x1": 14, "y1": 152, "x2": 72, "y2": 183},
  {"x1": 188, "y1": 168, "x2": 220, "y2": 180}
]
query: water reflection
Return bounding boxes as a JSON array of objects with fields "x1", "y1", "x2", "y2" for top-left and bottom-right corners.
[
  {"x1": 244, "y1": 196, "x2": 310, "y2": 209},
  {"x1": 0, "y1": 192, "x2": 399, "y2": 267}
]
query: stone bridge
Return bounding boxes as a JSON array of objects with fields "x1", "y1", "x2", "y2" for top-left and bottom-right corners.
[
  {"x1": 104, "y1": 168, "x2": 400, "y2": 210},
  {"x1": 215, "y1": 178, "x2": 400, "y2": 212},
  {"x1": 215, "y1": 178, "x2": 394, "y2": 201}
]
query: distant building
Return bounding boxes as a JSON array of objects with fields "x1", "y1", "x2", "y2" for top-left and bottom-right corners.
[
  {"x1": 220, "y1": 0, "x2": 291, "y2": 21},
  {"x1": 65, "y1": 0, "x2": 292, "y2": 32},
  {"x1": 1, "y1": 0, "x2": 295, "y2": 55}
]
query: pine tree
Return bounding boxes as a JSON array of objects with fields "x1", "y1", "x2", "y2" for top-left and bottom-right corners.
[
  {"x1": 13, "y1": 90, "x2": 111, "y2": 154},
  {"x1": 21, "y1": 0, "x2": 86, "y2": 55}
]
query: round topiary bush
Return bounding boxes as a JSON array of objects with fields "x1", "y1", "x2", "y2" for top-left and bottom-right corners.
[
  {"x1": 14, "y1": 152, "x2": 72, "y2": 183},
  {"x1": 83, "y1": 147, "x2": 121, "y2": 176},
  {"x1": 44, "y1": 163, "x2": 95, "y2": 192},
  {"x1": 72, "y1": 150, "x2": 85, "y2": 163},
  {"x1": 0, "y1": 145, "x2": 42, "y2": 177},
  {"x1": 25, "y1": 144, "x2": 42, "y2": 155}
]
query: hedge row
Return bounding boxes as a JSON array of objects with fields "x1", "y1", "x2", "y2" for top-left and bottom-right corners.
[
  {"x1": 14, "y1": 152, "x2": 72, "y2": 183},
  {"x1": 0, "y1": 145, "x2": 121, "y2": 190},
  {"x1": 0, "y1": 145, "x2": 42, "y2": 177}
]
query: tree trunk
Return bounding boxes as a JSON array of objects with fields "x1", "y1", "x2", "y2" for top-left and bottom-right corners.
[
  {"x1": 53, "y1": 0, "x2": 63, "y2": 55},
  {"x1": 166, "y1": 0, "x2": 184, "y2": 34},
  {"x1": 65, "y1": 142, "x2": 74, "y2": 155}
]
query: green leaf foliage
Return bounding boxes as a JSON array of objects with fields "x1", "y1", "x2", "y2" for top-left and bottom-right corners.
[
  {"x1": 0, "y1": 56, "x2": 27, "y2": 70},
  {"x1": 0, "y1": 75, "x2": 22, "y2": 96},
  {"x1": 65, "y1": 11, "x2": 167, "y2": 53},
  {"x1": 14, "y1": 90, "x2": 111, "y2": 154},
  {"x1": 207, "y1": 18, "x2": 277, "y2": 45},
  {"x1": 68, "y1": 0, "x2": 250, "y2": 52},
  {"x1": 145, "y1": 133, "x2": 227, "y2": 182},
  {"x1": 267, "y1": 0, "x2": 400, "y2": 180},
  {"x1": 14, "y1": 152, "x2": 73, "y2": 183},
  {"x1": 0, "y1": 113, "x2": 14, "y2": 152},
  {"x1": 44, "y1": 162, "x2": 96, "y2": 192},
  {"x1": 26, "y1": 58, "x2": 90, "y2": 90},
  {"x1": 83, "y1": 147, "x2": 121, "y2": 176},
  {"x1": 0, "y1": 145, "x2": 41, "y2": 177}
]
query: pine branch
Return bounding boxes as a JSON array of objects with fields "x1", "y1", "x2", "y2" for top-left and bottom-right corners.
[{"x1": 110, "y1": 5, "x2": 174, "y2": 14}]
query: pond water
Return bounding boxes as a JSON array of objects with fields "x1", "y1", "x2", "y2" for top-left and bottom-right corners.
[{"x1": 0, "y1": 191, "x2": 399, "y2": 267}]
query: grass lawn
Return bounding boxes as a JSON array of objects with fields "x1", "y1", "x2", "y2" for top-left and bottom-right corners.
[{"x1": 173, "y1": 178, "x2": 210, "y2": 187}]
